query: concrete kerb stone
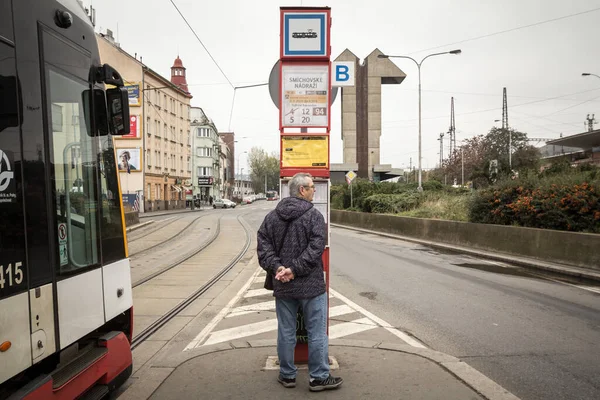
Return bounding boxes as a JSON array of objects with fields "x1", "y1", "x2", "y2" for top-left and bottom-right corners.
[
  {"x1": 441, "y1": 361, "x2": 521, "y2": 400},
  {"x1": 126, "y1": 220, "x2": 155, "y2": 232},
  {"x1": 149, "y1": 339, "x2": 519, "y2": 400},
  {"x1": 332, "y1": 223, "x2": 600, "y2": 283}
]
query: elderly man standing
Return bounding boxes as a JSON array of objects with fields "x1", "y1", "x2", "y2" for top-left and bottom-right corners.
[{"x1": 257, "y1": 173, "x2": 343, "y2": 392}]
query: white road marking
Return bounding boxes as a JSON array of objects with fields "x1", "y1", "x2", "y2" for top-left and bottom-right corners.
[
  {"x1": 184, "y1": 266, "x2": 263, "y2": 351},
  {"x1": 203, "y1": 305, "x2": 357, "y2": 346},
  {"x1": 245, "y1": 288, "x2": 273, "y2": 298},
  {"x1": 329, "y1": 317, "x2": 378, "y2": 339},
  {"x1": 226, "y1": 300, "x2": 275, "y2": 318},
  {"x1": 329, "y1": 288, "x2": 427, "y2": 348},
  {"x1": 184, "y1": 269, "x2": 426, "y2": 350}
]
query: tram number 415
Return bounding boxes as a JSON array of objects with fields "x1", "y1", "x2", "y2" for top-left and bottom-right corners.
[{"x1": 0, "y1": 262, "x2": 24, "y2": 289}]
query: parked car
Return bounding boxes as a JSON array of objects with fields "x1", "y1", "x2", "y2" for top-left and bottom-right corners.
[
  {"x1": 223, "y1": 199, "x2": 236, "y2": 208},
  {"x1": 213, "y1": 198, "x2": 235, "y2": 209}
]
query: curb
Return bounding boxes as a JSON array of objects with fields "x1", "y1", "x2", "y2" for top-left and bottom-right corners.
[
  {"x1": 139, "y1": 208, "x2": 210, "y2": 218},
  {"x1": 150, "y1": 339, "x2": 520, "y2": 400},
  {"x1": 331, "y1": 223, "x2": 600, "y2": 283},
  {"x1": 126, "y1": 220, "x2": 154, "y2": 232}
]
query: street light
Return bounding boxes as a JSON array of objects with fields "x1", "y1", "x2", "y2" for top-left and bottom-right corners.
[
  {"x1": 378, "y1": 49, "x2": 462, "y2": 191},
  {"x1": 582, "y1": 72, "x2": 600, "y2": 79}
]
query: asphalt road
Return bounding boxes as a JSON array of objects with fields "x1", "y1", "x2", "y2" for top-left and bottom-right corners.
[
  {"x1": 140, "y1": 202, "x2": 600, "y2": 399},
  {"x1": 330, "y1": 227, "x2": 600, "y2": 400}
]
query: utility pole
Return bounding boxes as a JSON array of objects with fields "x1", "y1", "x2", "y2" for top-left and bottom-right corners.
[
  {"x1": 409, "y1": 157, "x2": 412, "y2": 183},
  {"x1": 438, "y1": 132, "x2": 444, "y2": 166},
  {"x1": 448, "y1": 97, "x2": 456, "y2": 155},
  {"x1": 586, "y1": 114, "x2": 596, "y2": 132},
  {"x1": 461, "y1": 147, "x2": 464, "y2": 186},
  {"x1": 502, "y1": 87, "x2": 511, "y2": 169}
]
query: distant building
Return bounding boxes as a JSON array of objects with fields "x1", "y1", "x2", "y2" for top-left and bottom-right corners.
[
  {"x1": 190, "y1": 107, "x2": 220, "y2": 202},
  {"x1": 233, "y1": 174, "x2": 253, "y2": 199},
  {"x1": 542, "y1": 129, "x2": 600, "y2": 168},
  {"x1": 97, "y1": 32, "x2": 192, "y2": 212}
]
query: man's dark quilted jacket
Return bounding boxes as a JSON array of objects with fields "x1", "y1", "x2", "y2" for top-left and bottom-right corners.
[{"x1": 257, "y1": 196, "x2": 326, "y2": 299}]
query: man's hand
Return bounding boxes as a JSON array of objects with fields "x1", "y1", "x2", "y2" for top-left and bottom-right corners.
[{"x1": 275, "y1": 267, "x2": 295, "y2": 283}]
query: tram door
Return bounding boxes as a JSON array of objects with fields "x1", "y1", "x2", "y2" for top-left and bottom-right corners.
[{"x1": 0, "y1": 4, "x2": 31, "y2": 383}]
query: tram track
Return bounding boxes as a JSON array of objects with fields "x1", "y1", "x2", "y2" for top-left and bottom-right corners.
[
  {"x1": 128, "y1": 213, "x2": 211, "y2": 258},
  {"x1": 132, "y1": 215, "x2": 223, "y2": 287},
  {"x1": 131, "y1": 213, "x2": 253, "y2": 350},
  {"x1": 127, "y1": 216, "x2": 184, "y2": 242}
]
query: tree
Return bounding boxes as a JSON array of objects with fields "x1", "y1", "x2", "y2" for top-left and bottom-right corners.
[
  {"x1": 435, "y1": 127, "x2": 541, "y2": 187},
  {"x1": 441, "y1": 134, "x2": 488, "y2": 186},
  {"x1": 248, "y1": 147, "x2": 280, "y2": 193}
]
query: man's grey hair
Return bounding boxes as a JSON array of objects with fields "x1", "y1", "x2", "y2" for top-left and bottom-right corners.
[{"x1": 288, "y1": 173, "x2": 312, "y2": 198}]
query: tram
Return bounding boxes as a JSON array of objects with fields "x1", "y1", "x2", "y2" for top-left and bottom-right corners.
[{"x1": 1, "y1": 0, "x2": 134, "y2": 398}]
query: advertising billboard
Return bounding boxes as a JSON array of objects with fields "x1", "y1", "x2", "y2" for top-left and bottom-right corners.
[{"x1": 117, "y1": 148, "x2": 142, "y2": 173}]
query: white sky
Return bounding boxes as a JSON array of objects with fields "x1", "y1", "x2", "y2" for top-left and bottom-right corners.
[{"x1": 87, "y1": 0, "x2": 600, "y2": 171}]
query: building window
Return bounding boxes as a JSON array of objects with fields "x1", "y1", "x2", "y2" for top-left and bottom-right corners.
[
  {"x1": 187, "y1": 156, "x2": 191, "y2": 172},
  {"x1": 196, "y1": 147, "x2": 212, "y2": 157},
  {"x1": 197, "y1": 166, "x2": 212, "y2": 176},
  {"x1": 146, "y1": 117, "x2": 151, "y2": 135},
  {"x1": 164, "y1": 152, "x2": 167, "y2": 169},
  {"x1": 147, "y1": 149, "x2": 151, "y2": 166},
  {"x1": 164, "y1": 123, "x2": 167, "y2": 138},
  {"x1": 147, "y1": 183, "x2": 151, "y2": 200}
]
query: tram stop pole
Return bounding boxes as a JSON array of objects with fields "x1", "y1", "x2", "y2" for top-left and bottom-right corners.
[{"x1": 276, "y1": 6, "x2": 333, "y2": 364}]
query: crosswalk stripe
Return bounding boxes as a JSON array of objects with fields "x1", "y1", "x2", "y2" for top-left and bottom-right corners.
[
  {"x1": 328, "y1": 317, "x2": 378, "y2": 339},
  {"x1": 203, "y1": 305, "x2": 357, "y2": 346},
  {"x1": 226, "y1": 300, "x2": 275, "y2": 318},
  {"x1": 245, "y1": 288, "x2": 272, "y2": 298}
]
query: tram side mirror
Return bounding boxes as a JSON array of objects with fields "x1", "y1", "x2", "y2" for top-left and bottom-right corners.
[
  {"x1": 82, "y1": 89, "x2": 109, "y2": 136},
  {"x1": 106, "y1": 87, "x2": 130, "y2": 136}
]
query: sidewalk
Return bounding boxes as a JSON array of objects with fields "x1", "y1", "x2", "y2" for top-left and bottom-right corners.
[{"x1": 129, "y1": 339, "x2": 518, "y2": 400}]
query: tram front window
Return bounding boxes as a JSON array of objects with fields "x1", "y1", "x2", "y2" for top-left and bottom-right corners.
[{"x1": 47, "y1": 69, "x2": 100, "y2": 273}]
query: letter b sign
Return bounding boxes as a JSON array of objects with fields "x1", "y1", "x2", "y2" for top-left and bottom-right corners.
[{"x1": 332, "y1": 62, "x2": 355, "y2": 87}]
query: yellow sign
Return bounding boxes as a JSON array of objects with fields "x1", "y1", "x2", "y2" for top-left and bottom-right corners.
[{"x1": 281, "y1": 136, "x2": 328, "y2": 168}]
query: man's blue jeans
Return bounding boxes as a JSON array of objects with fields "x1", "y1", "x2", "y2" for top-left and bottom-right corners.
[{"x1": 275, "y1": 292, "x2": 329, "y2": 380}]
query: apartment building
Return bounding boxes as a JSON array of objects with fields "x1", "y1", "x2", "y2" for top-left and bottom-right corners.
[{"x1": 97, "y1": 31, "x2": 192, "y2": 212}]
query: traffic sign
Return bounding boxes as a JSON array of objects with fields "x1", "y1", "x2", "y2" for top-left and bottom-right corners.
[
  {"x1": 345, "y1": 170, "x2": 356, "y2": 182},
  {"x1": 58, "y1": 223, "x2": 67, "y2": 245},
  {"x1": 332, "y1": 61, "x2": 355, "y2": 87}
]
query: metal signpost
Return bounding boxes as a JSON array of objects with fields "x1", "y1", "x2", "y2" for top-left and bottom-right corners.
[{"x1": 277, "y1": 6, "x2": 332, "y2": 363}]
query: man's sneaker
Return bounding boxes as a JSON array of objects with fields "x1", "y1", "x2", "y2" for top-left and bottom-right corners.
[
  {"x1": 309, "y1": 375, "x2": 343, "y2": 392},
  {"x1": 277, "y1": 375, "x2": 296, "y2": 388}
]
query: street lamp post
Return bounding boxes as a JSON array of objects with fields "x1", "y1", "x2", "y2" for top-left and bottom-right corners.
[
  {"x1": 582, "y1": 72, "x2": 600, "y2": 80},
  {"x1": 379, "y1": 49, "x2": 462, "y2": 191}
]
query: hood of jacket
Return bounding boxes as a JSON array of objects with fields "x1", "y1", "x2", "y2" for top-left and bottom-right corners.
[{"x1": 275, "y1": 196, "x2": 313, "y2": 222}]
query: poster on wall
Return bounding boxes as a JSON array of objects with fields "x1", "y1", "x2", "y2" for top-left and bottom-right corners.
[
  {"x1": 117, "y1": 115, "x2": 140, "y2": 139},
  {"x1": 125, "y1": 84, "x2": 141, "y2": 107},
  {"x1": 281, "y1": 64, "x2": 329, "y2": 128},
  {"x1": 117, "y1": 148, "x2": 142, "y2": 173},
  {"x1": 281, "y1": 136, "x2": 328, "y2": 168}
]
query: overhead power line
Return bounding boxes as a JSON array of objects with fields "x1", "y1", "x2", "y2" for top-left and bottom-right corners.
[
  {"x1": 169, "y1": 0, "x2": 234, "y2": 89},
  {"x1": 409, "y1": 7, "x2": 600, "y2": 55}
]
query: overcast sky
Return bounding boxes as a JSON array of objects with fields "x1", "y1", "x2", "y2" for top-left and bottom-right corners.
[{"x1": 86, "y1": 0, "x2": 600, "y2": 171}]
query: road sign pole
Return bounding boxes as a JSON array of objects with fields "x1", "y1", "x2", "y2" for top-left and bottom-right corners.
[{"x1": 350, "y1": 181, "x2": 353, "y2": 208}]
